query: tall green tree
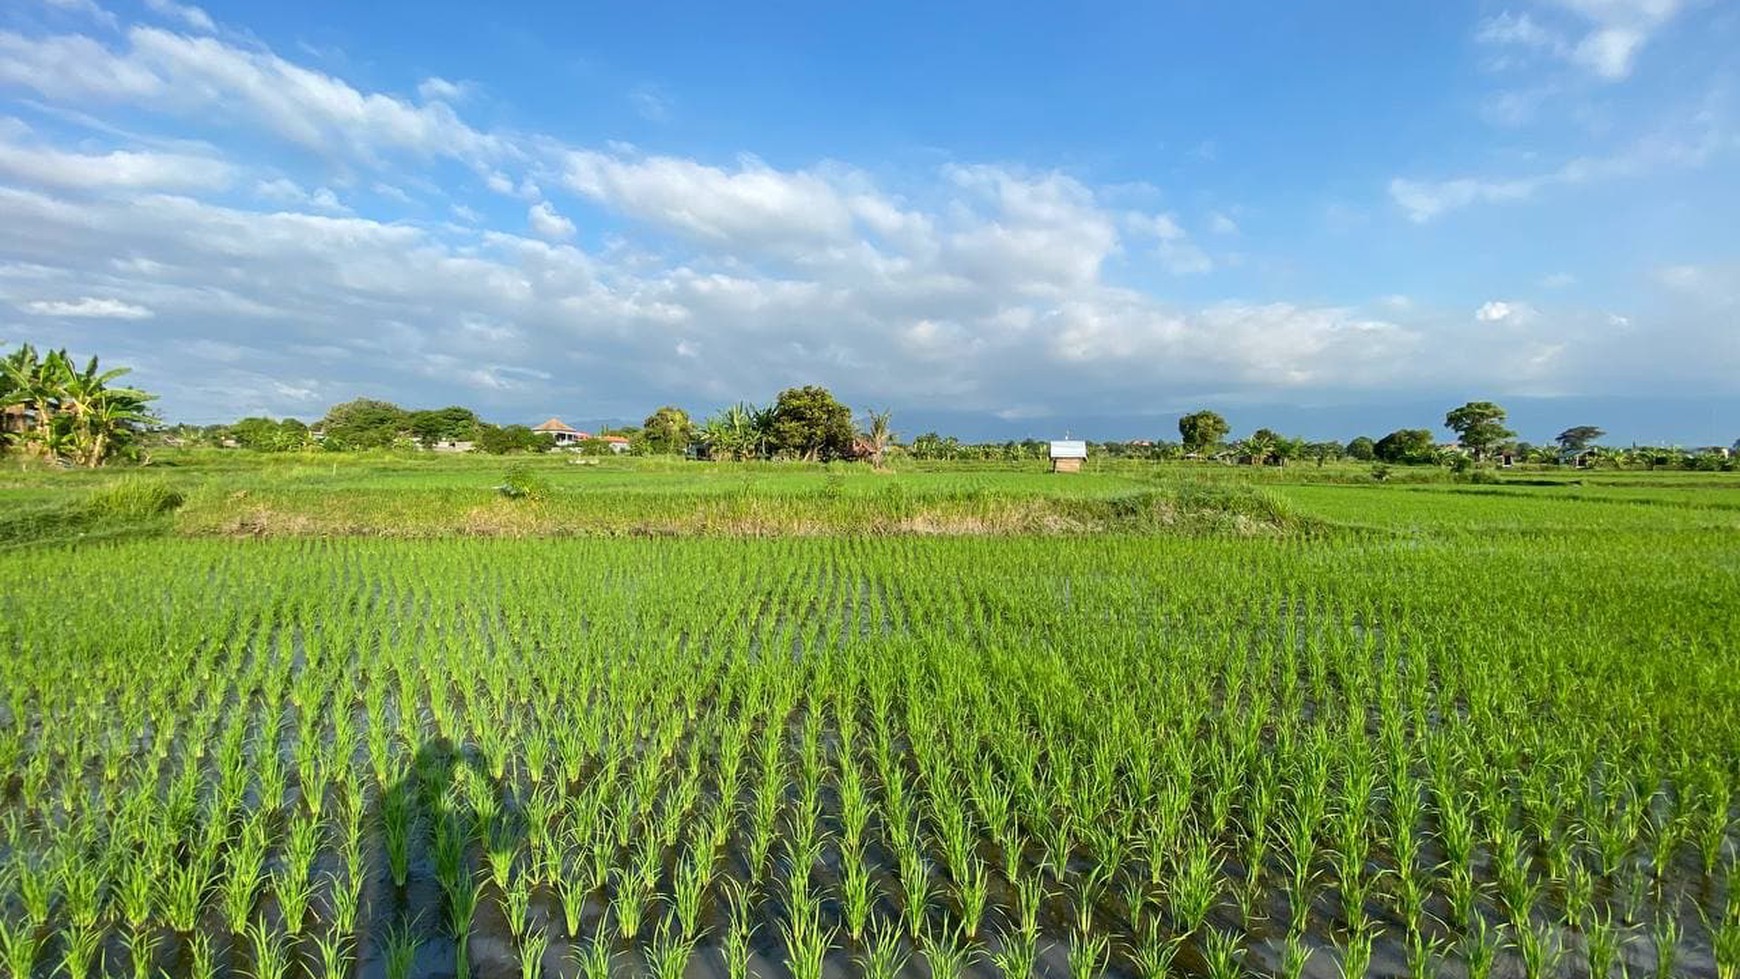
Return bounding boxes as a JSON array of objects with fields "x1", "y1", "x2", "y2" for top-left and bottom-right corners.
[
  {"x1": 768, "y1": 386, "x2": 854, "y2": 461},
  {"x1": 1555, "y1": 425, "x2": 1605, "y2": 451},
  {"x1": 408, "y1": 406, "x2": 480, "y2": 447},
  {"x1": 1444, "y1": 401, "x2": 1514, "y2": 460},
  {"x1": 641, "y1": 406, "x2": 695, "y2": 454},
  {"x1": 1374, "y1": 428, "x2": 1438, "y2": 464},
  {"x1": 1346, "y1": 435, "x2": 1377, "y2": 461},
  {"x1": 1178, "y1": 410, "x2": 1230, "y2": 455},
  {"x1": 316, "y1": 398, "x2": 410, "y2": 449}
]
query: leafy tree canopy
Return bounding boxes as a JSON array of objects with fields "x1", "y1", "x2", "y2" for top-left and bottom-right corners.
[
  {"x1": 1555, "y1": 425, "x2": 1605, "y2": 451},
  {"x1": 1374, "y1": 428, "x2": 1439, "y2": 465},
  {"x1": 1444, "y1": 401, "x2": 1514, "y2": 458},
  {"x1": 768, "y1": 385, "x2": 855, "y2": 461},
  {"x1": 641, "y1": 406, "x2": 695, "y2": 454},
  {"x1": 1178, "y1": 410, "x2": 1230, "y2": 454}
]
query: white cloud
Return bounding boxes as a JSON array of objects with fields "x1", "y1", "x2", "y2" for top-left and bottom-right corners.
[
  {"x1": 254, "y1": 178, "x2": 347, "y2": 213},
  {"x1": 1388, "y1": 115, "x2": 1723, "y2": 221},
  {"x1": 0, "y1": 27, "x2": 502, "y2": 166},
  {"x1": 1476, "y1": 300, "x2": 1515, "y2": 322},
  {"x1": 0, "y1": 135, "x2": 231, "y2": 191},
  {"x1": 0, "y1": 6, "x2": 1731, "y2": 423},
  {"x1": 1477, "y1": 0, "x2": 1684, "y2": 80},
  {"x1": 417, "y1": 77, "x2": 470, "y2": 103},
  {"x1": 527, "y1": 200, "x2": 575, "y2": 241},
  {"x1": 39, "y1": 0, "x2": 118, "y2": 30},
  {"x1": 23, "y1": 296, "x2": 153, "y2": 318},
  {"x1": 142, "y1": 0, "x2": 215, "y2": 34}
]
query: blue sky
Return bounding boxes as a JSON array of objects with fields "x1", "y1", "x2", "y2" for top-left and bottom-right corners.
[{"x1": 0, "y1": 0, "x2": 1736, "y2": 443}]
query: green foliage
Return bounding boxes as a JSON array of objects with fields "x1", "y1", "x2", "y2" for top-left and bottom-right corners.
[
  {"x1": 1444, "y1": 401, "x2": 1515, "y2": 459},
  {"x1": 640, "y1": 406, "x2": 694, "y2": 454},
  {"x1": 409, "y1": 406, "x2": 481, "y2": 447},
  {"x1": 316, "y1": 398, "x2": 412, "y2": 449},
  {"x1": 1555, "y1": 425, "x2": 1605, "y2": 451},
  {"x1": 769, "y1": 385, "x2": 855, "y2": 461},
  {"x1": 475, "y1": 423, "x2": 550, "y2": 455},
  {"x1": 1178, "y1": 409, "x2": 1230, "y2": 454},
  {"x1": 1374, "y1": 428, "x2": 1438, "y2": 464},
  {"x1": 1, "y1": 343, "x2": 157, "y2": 465},
  {"x1": 1346, "y1": 435, "x2": 1377, "y2": 461}
]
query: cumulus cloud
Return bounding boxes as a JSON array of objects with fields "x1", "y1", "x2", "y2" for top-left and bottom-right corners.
[
  {"x1": 0, "y1": 7, "x2": 1731, "y2": 424},
  {"x1": 23, "y1": 296, "x2": 154, "y2": 318},
  {"x1": 0, "y1": 134, "x2": 232, "y2": 191},
  {"x1": 1476, "y1": 300, "x2": 1517, "y2": 322},
  {"x1": 527, "y1": 200, "x2": 576, "y2": 241},
  {"x1": 0, "y1": 27, "x2": 502, "y2": 166}
]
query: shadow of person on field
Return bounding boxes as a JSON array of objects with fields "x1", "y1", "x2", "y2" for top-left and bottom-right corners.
[{"x1": 364, "y1": 735, "x2": 524, "y2": 979}]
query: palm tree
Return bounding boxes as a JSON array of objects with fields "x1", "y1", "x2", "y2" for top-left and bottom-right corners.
[{"x1": 859, "y1": 410, "x2": 895, "y2": 469}]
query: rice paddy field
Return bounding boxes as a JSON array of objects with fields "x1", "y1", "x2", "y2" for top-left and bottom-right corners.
[{"x1": 1, "y1": 456, "x2": 1737, "y2": 978}]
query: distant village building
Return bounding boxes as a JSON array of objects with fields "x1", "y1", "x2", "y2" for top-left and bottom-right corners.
[
  {"x1": 596, "y1": 435, "x2": 631, "y2": 454},
  {"x1": 430, "y1": 439, "x2": 474, "y2": 453},
  {"x1": 533, "y1": 417, "x2": 588, "y2": 447},
  {"x1": 1049, "y1": 439, "x2": 1087, "y2": 473}
]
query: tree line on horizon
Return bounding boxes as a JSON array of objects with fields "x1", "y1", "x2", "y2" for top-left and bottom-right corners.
[{"x1": 6, "y1": 343, "x2": 1735, "y2": 470}]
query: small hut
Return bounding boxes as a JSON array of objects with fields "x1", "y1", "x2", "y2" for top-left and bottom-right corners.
[{"x1": 1049, "y1": 439, "x2": 1087, "y2": 473}]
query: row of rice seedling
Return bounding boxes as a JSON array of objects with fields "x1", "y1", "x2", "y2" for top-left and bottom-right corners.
[{"x1": 0, "y1": 525, "x2": 1733, "y2": 977}]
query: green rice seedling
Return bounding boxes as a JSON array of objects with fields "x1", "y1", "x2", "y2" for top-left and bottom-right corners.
[
  {"x1": 1337, "y1": 925, "x2": 1373, "y2": 979},
  {"x1": 1200, "y1": 927, "x2": 1243, "y2": 979},
  {"x1": 1278, "y1": 930, "x2": 1311, "y2": 979},
  {"x1": 1713, "y1": 898, "x2": 1740, "y2": 979},
  {"x1": 517, "y1": 926, "x2": 551, "y2": 979},
  {"x1": 722, "y1": 908, "x2": 756, "y2": 979},
  {"x1": 919, "y1": 924, "x2": 973, "y2": 979},
  {"x1": 0, "y1": 912, "x2": 41, "y2": 978},
  {"x1": 649, "y1": 918, "x2": 699, "y2": 979},
  {"x1": 571, "y1": 940, "x2": 612, "y2": 979},
  {"x1": 57, "y1": 854, "x2": 104, "y2": 930},
  {"x1": 899, "y1": 845, "x2": 931, "y2": 940},
  {"x1": 247, "y1": 916, "x2": 293, "y2": 979},
  {"x1": 991, "y1": 930, "x2": 1037, "y2": 979},
  {"x1": 382, "y1": 784, "x2": 414, "y2": 889},
  {"x1": 273, "y1": 864, "x2": 317, "y2": 936},
  {"x1": 1460, "y1": 916, "x2": 1500, "y2": 979},
  {"x1": 1515, "y1": 922, "x2": 1561, "y2": 979},
  {"x1": 1585, "y1": 911, "x2": 1621, "y2": 978},
  {"x1": 383, "y1": 917, "x2": 421, "y2": 979},
  {"x1": 1168, "y1": 839, "x2": 1220, "y2": 937},
  {"x1": 188, "y1": 931, "x2": 217, "y2": 979},
  {"x1": 840, "y1": 847, "x2": 875, "y2": 942},
  {"x1": 956, "y1": 856, "x2": 990, "y2": 940},
  {"x1": 1014, "y1": 873, "x2": 1047, "y2": 945},
  {"x1": 553, "y1": 870, "x2": 587, "y2": 940},
  {"x1": 222, "y1": 825, "x2": 268, "y2": 935},
  {"x1": 1652, "y1": 910, "x2": 1680, "y2": 979},
  {"x1": 1403, "y1": 928, "x2": 1445, "y2": 979},
  {"x1": 502, "y1": 874, "x2": 533, "y2": 939},
  {"x1": 859, "y1": 926, "x2": 908, "y2": 979},
  {"x1": 312, "y1": 929, "x2": 355, "y2": 979},
  {"x1": 123, "y1": 924, "x2": 159, "y2": 979},
  {"x1": 115, "y1": 855, "x2": 156, "y2": 934},
  {"x1": 613, "y1": 867, "x2": 652, "y2": 941}
]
